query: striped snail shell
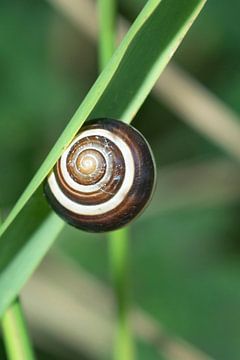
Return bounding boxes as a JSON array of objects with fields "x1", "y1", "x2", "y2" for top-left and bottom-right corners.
[{"x1": 44, "y1": 118, "x2": 156, "y2": 232}]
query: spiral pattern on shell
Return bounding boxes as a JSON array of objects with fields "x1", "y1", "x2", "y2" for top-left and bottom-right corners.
[{"x1": 44, "y1": 118, "x2": 156, "y2": 232}]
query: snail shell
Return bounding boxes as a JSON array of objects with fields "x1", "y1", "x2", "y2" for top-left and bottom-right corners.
[{"x1": 44, "y1": 118, "x2": 156, "y2": 232}]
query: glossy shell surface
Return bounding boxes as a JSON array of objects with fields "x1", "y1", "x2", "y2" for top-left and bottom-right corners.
[{"x1": 44, "y1": 118, "x2": 156, "y2": 232}]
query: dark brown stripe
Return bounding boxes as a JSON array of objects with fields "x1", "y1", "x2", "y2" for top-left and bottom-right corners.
[
  {"x1": 53, "y1": 135, "x2": 126, "y2": 205},
  {"x1": 44, "y1": 118, "x2": 156, "y2": 232}
]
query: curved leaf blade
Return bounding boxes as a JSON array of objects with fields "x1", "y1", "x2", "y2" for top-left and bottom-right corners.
[{"x1": 0, "y1": 0, "x2": 206, "y2": 316}]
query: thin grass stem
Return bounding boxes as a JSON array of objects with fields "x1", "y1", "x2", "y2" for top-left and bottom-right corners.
[
  {"x1": 1, "y1": 298, "x2": 35, "y2": 360},
  {"x1": 98, "y1": 0, "x2": 117, "y2": 69},
  {"x1": 109, "y1": 228, "x2": 135, "y2": 360},
  {"x1": 98, "y1": 0, "x2": 135, "y2": 358}
]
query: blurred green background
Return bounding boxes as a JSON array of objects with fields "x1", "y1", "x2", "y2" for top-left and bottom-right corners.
[{"x1": 1, "y1": 0, "x2": 240, "y2": 359}]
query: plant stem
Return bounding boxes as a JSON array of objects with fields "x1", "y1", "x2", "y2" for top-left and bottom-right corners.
[
  {"x1": 98, "y1": 0, "x2": 117, "y2": 70},
  {"x1": 109, "y1": 228, "x2": 135, "y2": 360},
  {"x1": 1, "y1": 298, "x2": 36, "y2": 360},
  {"x1": 98, "y1": 0, "x2": 135, "y2": 358}
]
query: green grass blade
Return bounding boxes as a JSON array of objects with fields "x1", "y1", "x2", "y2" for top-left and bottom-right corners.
[
  {"x1": 0, "y1": 210, "x2": 64, "y2": 316},
  {"x1": 1, "y1": 298, "x2": 36, "y2": 360},
  {"x1": 0, "y1": 0, "x2": 161, "y2": 238},
  {"x1": 0, "y1": 0, "x2": 207, "y2": 317},
  {"x1": 98, "y1": 0, "x2": 135, "y2": 358},
  {"x1": 109, "y1": 228, "x2": 135, "y2": 360},
  {"x1": 98, "y1": 0, "x2": 117, "y2": 69},
  {"x1": 0, "y1": 0, "x2": 206, "y2": 238}
]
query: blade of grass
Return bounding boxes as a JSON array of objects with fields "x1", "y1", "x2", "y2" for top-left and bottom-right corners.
[
  {"x1": 0, "y1": 0, "x2": 207, "y2": 238},
  {"x1": 0, "y1": 0, "x2": 161, "y2": 238},
  {"x1": 0, "y1": 209, "x2": 64, "y2": 317},
  {"x1": 98, "y1": 0, "x2": 135, "y2": 358},
  {"x1": 1, "y1": 299, "x2": 36, "y2": 360},
  {"x1": 0, "y1": 0, "x2": 207, "y2": 317},
  {"x1": 109, "y1": 229, "x2": 135, "y2": 360},
  {"x1": 49, "y1": 0, "x2": 240, "y2": 160},
  {"x1": 98, "y1": 0, "x2": 116, "y2": 69},
  {"x1": 0, "y1": 213, "x2": 36, "y2": 360}
]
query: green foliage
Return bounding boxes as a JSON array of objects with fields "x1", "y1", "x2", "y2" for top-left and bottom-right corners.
[
  {"x1": 4, "y1": 1, "x2": 240, "y2": 360},
  {"x1": 0, "y1": 0, "x2": 206, "y2": 317}
]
